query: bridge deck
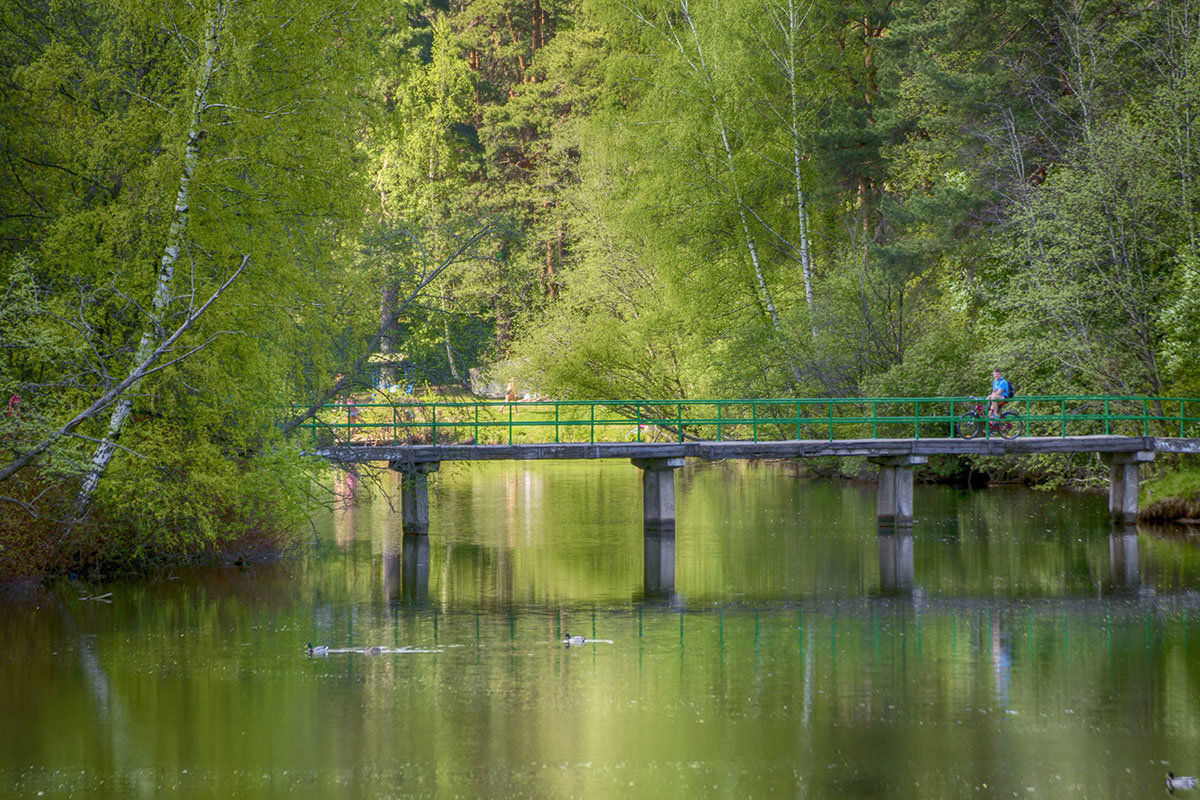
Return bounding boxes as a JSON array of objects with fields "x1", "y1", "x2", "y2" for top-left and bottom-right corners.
[{"x1": 316, "y1": 435, "x2": 1200, "y2": 465}]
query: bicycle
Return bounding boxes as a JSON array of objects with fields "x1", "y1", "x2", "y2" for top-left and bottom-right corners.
[{"x1": 955, "y1": 397, "x2": 1024, "y2": 440}]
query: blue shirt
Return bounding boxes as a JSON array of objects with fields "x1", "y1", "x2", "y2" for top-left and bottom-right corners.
[{"x1": 993, "y1": 378, "x2": 1010, "y2": 397}]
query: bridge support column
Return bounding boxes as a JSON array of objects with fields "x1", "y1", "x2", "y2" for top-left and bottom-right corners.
[
  {"x1": 1101, "y1": 452, "x2": 1154, "y2": 524},
  {"x1": 869, "y1": 455, "x2": 927, "y2": 527},
  {"x1": 631, "y1": 457, "x2": 687, "y2": 531},
  {"x1": 389, "y1": 461, "x2": 440, "y2": 534}
]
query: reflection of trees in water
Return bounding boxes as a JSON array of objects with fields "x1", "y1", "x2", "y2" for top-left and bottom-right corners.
[{"x1": 334, "y1": 469, "x2": 356, "y2": 547}]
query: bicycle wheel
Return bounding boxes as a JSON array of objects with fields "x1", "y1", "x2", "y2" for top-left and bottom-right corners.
[
  {"x1": 998, "y1": 410, "x2": 1024, "y2": 440},
  {"x1": 956, "y1": 412, "x2": 982, "y2": 440}
]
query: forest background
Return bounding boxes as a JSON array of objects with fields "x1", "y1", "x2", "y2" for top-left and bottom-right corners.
[{"x1": 3, "y1": 0, "x2": 1200, "y2": 580}]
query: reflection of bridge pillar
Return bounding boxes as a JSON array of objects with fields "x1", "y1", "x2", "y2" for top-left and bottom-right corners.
[
  {"x1": 1107, "y1": 524, "x2": 1140, "y2": 591},
  {"x1": 869, "y1": 455, "x2": 927, "y2": 527},
  {"x1": 631, "y1": 457, "x2": 687, "y2": 531},
  {"x1": 643, "y1": 531, "x2": 676, "y2": 598},
  {"x1": 389, "y1": 461, "x2": 440, "y2": 534},
  {"x1": 383, "y1": 526, "x2": 402, "y2": 602},
  {"x1": 877, "y1": 528, "x2": 914, "y2": 594},
  {"x1": 1101, "y1": 452, "x2": 1154, "y2": 524},
  {"x1": 402, "y1": 533, "x2": 430, "y2": 602}
]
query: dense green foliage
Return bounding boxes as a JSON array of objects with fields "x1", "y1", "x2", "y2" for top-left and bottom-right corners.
[
  {"x1": 0, "y1": 0, "x2": 380, "y2": 576},
  {"x1": 4, "y1": 0, "x2": 1200, "y2": 577},
  {"x1": 352, "y1": 0, "x2": 1200, "y2": 404}
]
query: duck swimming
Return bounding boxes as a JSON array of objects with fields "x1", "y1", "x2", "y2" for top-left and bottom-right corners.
[
  {"x1": 563, "y1": 633, "x2": 587, "y2": 647},
  {"x1": 306, "y1": 643, "x2": 329, "y2": 656},
  {"x1": 1168, "y1": 773, "x2": 1199, "y2": 793},
  {"x1": 362, "y1": 646, "x2": 384, "y2": 655}
]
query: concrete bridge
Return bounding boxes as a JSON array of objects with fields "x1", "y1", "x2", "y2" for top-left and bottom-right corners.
[{"x1": 317, "y1": 435, "x2": 1200, "y2": 534}]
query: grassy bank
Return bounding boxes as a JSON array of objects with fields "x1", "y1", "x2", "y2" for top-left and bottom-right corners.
[{"x1": 1140, "y1": 467, "x2": 1200, "y2": 523}]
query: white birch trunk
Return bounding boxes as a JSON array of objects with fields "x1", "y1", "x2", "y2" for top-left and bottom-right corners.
[
  {"x1": 784, "y1": 0, "x2": 817, "y2": 336},
  {"x1": 73, "y1": 2, "x2": 228, "y2": 519},
  {"x1": 717, "y1": 125, "x2": 782, "y2": 332},
  {"x1": 633, "y1": 0, "x2": 802, "y2": 383},
  {"x1": 442, "y1": 294, "x2": 461, "y2": 383}
]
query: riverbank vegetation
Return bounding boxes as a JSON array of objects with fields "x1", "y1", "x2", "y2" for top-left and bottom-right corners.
[{"x1": 4, "y1": 0, "x2": 1200, "y2": 580}]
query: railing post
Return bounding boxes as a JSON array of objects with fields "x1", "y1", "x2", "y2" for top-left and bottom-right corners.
[
  {"x1": 637, "y1": 405, "x2": 642, "y2": 442},
  {"x1": 508, "y1": 401, "x2": 513, "y2": 445},
  {"x1": 752, "y1": 401, "x2": 758, "y2": 442},
  {"x1": 1104, "y1": 398, "x2": 1110, "y2": 435},
  {"x1": 677, "y1": 402, "x2": 683, "y2": 443},
  {"x1": 1183, "y1": 399, "x2": 1187, "y2": 438},
  {"x1": 431, "y1": 404, "x2": 437, "y2": 445},
  {"x1": 590, "y1": 403, "x2": 595, "y2": 443},
  {"x1": 1143, "y1": 398, "x2": 1149, "y2": 436},
  {"x1": 555, "y1": 402, "x2": 560, "y2": 443},
  {"x1": 717, "y1": 402, "x2": 723, "y2": 441},
  {"x1": 796, "y1": 401, "x2": 802, "y2": 441},
  {"x1": 914, "y1": 400, "x2": 921, "y2": 440},
  {"x1": 872, "y1": 401, "x2": 878, "y2": 438},
  {"x1": 1061, "y1": 399, "x2": 1066, "y2": 437},
  {"x1": 828, "y1": 401, "x2": 833, "y2": 442}
]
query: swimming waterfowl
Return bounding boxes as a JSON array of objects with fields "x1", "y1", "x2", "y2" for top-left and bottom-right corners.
[
  {"x1": 1168, "y1": 772, "x2": 1199, "y2": 793},
  {"x1": 305, "y1": 643, "x2": 329, "y2": 655},
  {"x1": 563, "y1": 633, "x2": 586, "y2": 647},
  {"x1": 363, "y1": 646, "x2": 384, "y2": 655}
]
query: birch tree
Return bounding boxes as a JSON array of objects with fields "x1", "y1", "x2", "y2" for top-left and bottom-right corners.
[
  {"x1": 0, "y1": 0, "x2": 375, "y2": 541},
  {"x1": 71, "y1": 2, "x2": 230, "y2": 521},
  {"x1": 621, "y1": 0, "x2": 806, "y2": 387}
]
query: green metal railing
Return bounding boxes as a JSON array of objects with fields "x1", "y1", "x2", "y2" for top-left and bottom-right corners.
[{"x1": 295, "y1": 395, "x2": 1200, "y2": 448}]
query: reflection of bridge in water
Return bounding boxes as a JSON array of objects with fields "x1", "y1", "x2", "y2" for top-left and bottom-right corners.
[
  {"x1": 328, "y1": 435, "x2": 1197, "y2": 603},
  {"x1": 380, "y1": 524, "x2": 1156, "y2": 606}
]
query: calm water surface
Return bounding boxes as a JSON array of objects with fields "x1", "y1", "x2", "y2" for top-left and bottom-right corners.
[{"x1": 4, "y1": 460, "x2": 1200, "y2": 798}]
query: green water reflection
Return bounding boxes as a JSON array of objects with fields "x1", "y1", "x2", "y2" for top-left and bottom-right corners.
[{"x1": 3, "y1": 460, "x2": 1200, "y2": 798}]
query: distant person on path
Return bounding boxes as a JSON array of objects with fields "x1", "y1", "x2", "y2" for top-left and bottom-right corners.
[
  {"x1": 346, "y1": 398, "x2": 360, "y2": 438},
  {"x1": 987, "y1": 368, "x2": 1011, "y2": 418},
  {"x1": 505, "y1": 380, "x2": 517, "y2": 404}
]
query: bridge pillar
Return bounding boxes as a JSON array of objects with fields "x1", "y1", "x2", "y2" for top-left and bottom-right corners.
[
  {"x1": 1101, "y1": 452, "x2": 1154, "y2": 524},
  {"x1": 869, "y1": 455, "x2": 927, "y2": 527},
  {"x1": 389, "y1": 461, "x2": 440, "y2": 534},
  {"x1": 631, "y1": 457, "x2": 687, "y2": 531}
]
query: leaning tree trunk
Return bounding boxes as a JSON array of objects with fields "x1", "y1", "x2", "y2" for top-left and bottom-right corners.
[{"x1": 72, "y1": 2, "x2": 228, "y2": 523}]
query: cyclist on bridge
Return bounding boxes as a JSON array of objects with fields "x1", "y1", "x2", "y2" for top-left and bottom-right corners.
[{"x1": 987, "y1": 368, "x2": 1012, "y2": 418}]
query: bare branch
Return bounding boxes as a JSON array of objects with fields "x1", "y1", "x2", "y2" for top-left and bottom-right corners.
[
  {"x1": 280, "y1": 222, "x2": 500, "y2": 437},
  {"x1": 0, "y1": 256, "x2": 249, "y2": 484}
]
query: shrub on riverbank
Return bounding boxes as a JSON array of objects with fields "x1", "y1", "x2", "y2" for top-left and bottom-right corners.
[{"x1": 0, "y1": 439, "x2": 316, "y2": 583}]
